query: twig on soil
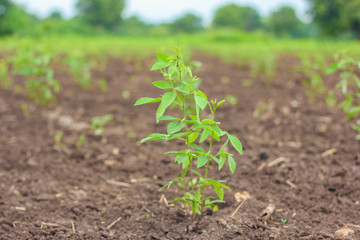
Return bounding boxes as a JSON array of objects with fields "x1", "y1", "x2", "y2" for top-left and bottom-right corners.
[
  {"x1": 285, "y1": 180, "x2": 298, "y2": 189},
  {"x1": 106, "y1": 179, "x2": 130, "y2": 187},
  {"x1": 107, "y1": 216, "x2": 122, "y2": 229},
  {"x1": 345, "y1": 223, "x2": 360, "y2": 228},
  {"x1": 267, "y1": 157, "x2": 287, "y2": 167},
  {"x1": 71, "y1": 221, "x2": 75, "y2": 234},
  {"x1": 41, "y1": 222, "x2": 59, "y2": 229},
  {"x1": 230, "y1": 199, "x2": 247, "y2": 218},
  {"x1": 159, "y1": 194, "x2": 169, "y2": 206},
  {"x1": 321, "y1": 148, "x2": 337, "y2": 157},
  {"x1": 130, "y1": 178, "x2": 150, "y2": 183},
  {"x1": 257, "y1": 162, "x2": 267, "y2": 171}
]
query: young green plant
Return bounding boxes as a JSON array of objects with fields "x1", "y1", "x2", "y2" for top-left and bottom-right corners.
[
  {"x1": 135, "y1": 48, "x2": 243, "y2": 221},
  {"x1": 327, "y1": 51, "x2": 360, "y2": 140}
]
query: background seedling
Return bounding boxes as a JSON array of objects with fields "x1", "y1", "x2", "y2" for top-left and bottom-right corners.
[
  {"x1": 98, "y1": 78, "x2": 108, "y2": 93},
  {"x1": 76, "y1": 134, "x2": 86, "y2": 147},
  {"x1": 89, "y1": 114, "x2": 114, "y2": 136},
  {"x1": 135, "y1": 48, "x2": 243, "y2": 221},
  {"x1": 327, "y1": 51, "x2": 360, "y2": 139},
  {"x1": 11, "y1": 46, "x2": 60, "y2": 105},
  {"x1": 0, "y1": 59, "x2": 12, "y2": 90}
]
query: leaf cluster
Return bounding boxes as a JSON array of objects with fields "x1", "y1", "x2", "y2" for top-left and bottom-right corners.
[
  {"x1": 10, "y1": 46, "x2": 60, "y2": 105},
  {"x1": 135, "y1": 48, "x2": 243, "y2": 219},
  {"x1": 327, "y1": 51, "x2": 360, "y2": 139}
]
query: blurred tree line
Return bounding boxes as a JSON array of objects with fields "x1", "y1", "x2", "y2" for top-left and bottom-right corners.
[{"x1": 0, "y1": 0, "x2": 359, "y2": 39}]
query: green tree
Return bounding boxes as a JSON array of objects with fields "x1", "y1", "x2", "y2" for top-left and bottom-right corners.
[
  {"x1": 213, "y1": 4, "x2": 261, "y2": 31},
  {"x1": 0, "y1": 0, "x2": 33, "y2": 35},
  {"x1": 48, "y1": 10, "x2": 63, "y2": 20},
  {"x1": 308, "y1": 0, "x2": 360, "y2": 38},
  {"x1": 267, "y1": 6, "x2": 304, "y2": 37},
  {"x1": 76, "y1": 0, "x2": 125, "y2": 31},
  {"x1": 171, "y1": 13, "x2": 202, "y2": 33},
  {"x1": 120, "y1": 15, "x2": 148, "y2": 36}
]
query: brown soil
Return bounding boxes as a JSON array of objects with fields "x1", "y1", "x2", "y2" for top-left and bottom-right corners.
[{"x1": 0, "y1": 54, "x2": 359, "y2": 240}]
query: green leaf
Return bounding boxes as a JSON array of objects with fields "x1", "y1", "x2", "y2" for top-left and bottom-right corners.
[
  {"x1": 211, "y1": 125, "x2": 225, "y2": 136},
  {"x1": 176, "y1": 84, "x2": 190, "y2": 94},
  {"x1": 151, "y1": 61, "x2": 170, "y2": 71},
  {"x1": 210, "y1": 130, "x2": 220, "y2": 142},
  {"x1": 156, "y1": 52, "x2": 170, "y2": 62},
  {"x1": 194, "y1": 94, "x2": 208, "y2": 110},
  {"x1": 200, "y1": 128, "x2": 210, "y2": 143},
  {"x1": 158, "y1": 116, "x2": 181, "y2": 121},
  {"x1": 228, "y1": 134, "x2": 243, "y2": 154},
  {"x1": 140, "y1": 133, "x2": 167, "y2": 143},
  {"x1": 168, "y1": 66, "x2": 176, "y2": 75},
  {"x1": 213, "y1": 185, "x2": 224, "y2": 200},
  {"x1": 167, "y1": 132, "x2": 191, "y2": 140},
  {"x1": 217, "y1": 139, "x2": 229, "y2": 156},
  {"x1": 228, "y1": 155, "x2": 236, "y2": 174},
  {"x1": 346, "y1": 106, "x2": 360, "y2": 120},
  {"x1": 167, "y1": 122, "x2": 183, "y2": 134},
  {"x1": 134, "y1": 97, "x2": 161, "y2": 106},
  {"x1": 202, "y1": 119, "x2": 218, "y2": 125},
  {"x1": 156, "y1": 92, "x2": 176, "y2": 121},
  {"x1": 209, "y1": 155, "x2": 221, "y2": 166},
  {"x1": 152, "y1": 81, "x2": 172, "y2": 89},
  {"x1": 187, "y1": 132, "x2": 199, "y2": 144},
  {"x1": 175, "y1": 154, "x2": 188, "y2": 164},
  {"x1": 182, "y1": 157, "x2": 190, "y2": 169},
  {"x1": 190, "y1": 144, "x2": 206, "y2": 152},
  {"x1": 219, "y1": 153, "x2": 227, "y2": 170},
  {"x1": 197, "y1": 155, "x2": 208, "y2": 168}
]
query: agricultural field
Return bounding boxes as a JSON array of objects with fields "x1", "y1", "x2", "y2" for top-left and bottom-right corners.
[{"x1": 0, "y1": 35, "x2": 360, "y2": 239}]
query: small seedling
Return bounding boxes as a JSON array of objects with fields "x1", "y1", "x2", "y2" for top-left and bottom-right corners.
[
  {"x1": 11, "y1": 47, "x2": 60, "y2": 105},
  {"x1": 19, "y1": 101, "x2": 29, "y2": 116},
  {"x1": 98, "y1": 78, "x2": 108, "y2": 93},
  {"x1": 327, "y1": 51, "x2": 360, "y2": 139},
  {"x1": 280, "y1": 218, "x2": 288, "y2": 224},
  {"x1": 89, "y1": 114, "x2": 114, "y2": 136},
  {"x1": 66, "y1": 51, "x2": 93, "y2": 90},
  {"x1": 54, "y1": 131, "x2": 63, "y2": 146},
  {"x1": 225, "y1": 94, "x2": 238, "y2": 106},
  {"x1": 0, "y1": 59, "x2": 12, "y2": 90},
  {"x1": 135, "y1": 48, "x2": 243, "y2": 221},
  {"x1": 122, "y1": 90, "x2": 130, "y2": 100},
  {"x1": 76, "y1": 134, "x2": 86, "y2": 147}
]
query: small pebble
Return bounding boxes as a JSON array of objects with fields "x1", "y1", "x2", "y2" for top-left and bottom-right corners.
[{"x1": 335, "y1": 228, "x2": 354, "y2": 238}]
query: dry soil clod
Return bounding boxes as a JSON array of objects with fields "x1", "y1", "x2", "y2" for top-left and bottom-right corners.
[{"x1": 259, "y1": 204, "x2": 276, "y2": 221}]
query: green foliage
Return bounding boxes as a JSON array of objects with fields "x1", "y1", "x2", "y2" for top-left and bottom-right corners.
[
  {"x1": 98, "y1": 78, "x2": 108, "y2": 93},
  {"x1": 213, "y1": 4, "x2": 261, "y2": 31},
  {"x1": 76, "y1": 0, "x2": 125, "y2": 31},
  {"x1": 308, "y1": 0, "x2": 360, "y2": 38},
  {"x1": 327, "y1": 51, "x2": 360, "y2": 138},
  {"x1": 89, "y1": 114, "x2": 114, "y2": 136},
  {"x1": 11, "y1": 46, "x2": 60, "y2": 105},
  {"x1": 297, "y1": 54, "x2": 327, "y2": 100},
  {"x1": 66, "y1": 51, "x2": 93, "y2": 90},
  {"x1": 171, "y1": 13, "x2": 203, "y2": 34},
  {"x1": 135, "y1": 48, "x2": 243, "y2": 220},
  {"x1": 76, "y1": 134, "x2": 86, "y2": 147},
  {"x1": 0, "y1": 59, "x2": 11, "y2": 89},
  {"x1": 267, "y1": 6, "x2": 304, "y2": 37},
  {"x1": 0, "y1": 0, "x2": 34, "y2": 36},
  {"x1": 120, "y1": 16, "x2": 149, "y2": 36}
]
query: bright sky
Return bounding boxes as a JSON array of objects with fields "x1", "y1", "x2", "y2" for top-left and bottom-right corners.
[{"x1": 13, "y1": 0, "x2": 310, "y2": 24}]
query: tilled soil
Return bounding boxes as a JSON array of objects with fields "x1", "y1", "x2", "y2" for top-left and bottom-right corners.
[{"x1": 0, "y1": 54, "x2": 359, "y2": 240}]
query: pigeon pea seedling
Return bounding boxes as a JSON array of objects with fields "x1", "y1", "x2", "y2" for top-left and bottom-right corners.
[{"x1": 135, "y1": 48, "x2": 243, "y2": 220}]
